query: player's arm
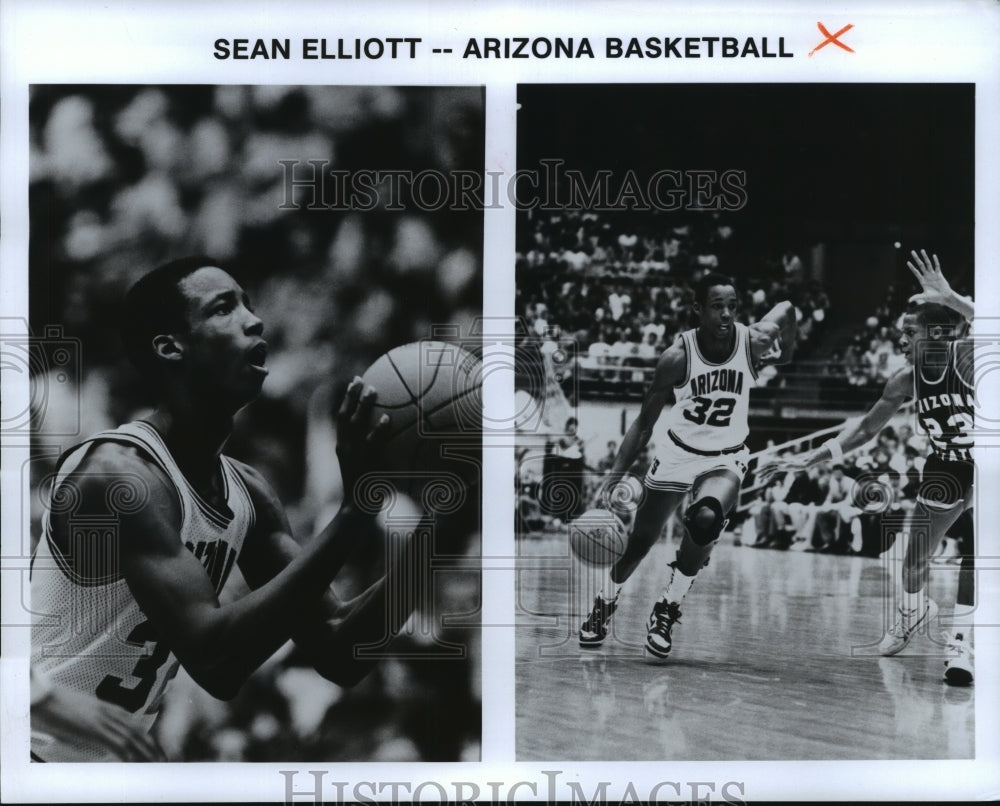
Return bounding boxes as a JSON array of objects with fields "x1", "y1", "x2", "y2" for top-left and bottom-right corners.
[
  {"x1": 761, "y1": 368, "x2": 912, "y2": 480},
  {"x1": 602, "y1": 342, "x2": 686, "y2": 491},
  {"x1": 63, "y1": 447, "x2": 376, "y2": 700},
  {"x1": 749, "y1": 300, "x2": 796, "y2": 365},
  {"x1": 235, "y1": 465, "x2": 426, "y2": 688},
  {"x1": 54, "y1": 382, "x2": 387, "y2": 701}
]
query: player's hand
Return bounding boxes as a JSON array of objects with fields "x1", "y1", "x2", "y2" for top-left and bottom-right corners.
[
  {"x1": 591, "y1": 474, "x2": 623, "y2": 510},
  {"x1": 754, "y1": 455, "x2": 784, "y2": 485},
  {"x1": 593, "y1": 474, "x2": 641, "y2": 516},
  {"x1": 758, "y1": 334, "x2": 783, "y2": 365},
  {"x1": 336, "y1": 377, "x2": 390, "y2": 504},
  {"x1": 34, "y1": 685, "x2": 166, "y2": 761},
  {"x1": 907, "y1": 249, "x2": 953, "y2": 306}
]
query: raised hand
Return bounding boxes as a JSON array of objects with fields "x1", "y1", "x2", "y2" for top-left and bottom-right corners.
[{"x1": 907, "y1": 249, "x2": 952, "y2": 306}]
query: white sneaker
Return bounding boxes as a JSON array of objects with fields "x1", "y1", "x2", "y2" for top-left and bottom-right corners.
[
  {"x1": 879, "y1": 599, "x2": 939, "y2": 656},
  {"x1": 944, "y1": 635, "x2": 974, "y2": 686}
]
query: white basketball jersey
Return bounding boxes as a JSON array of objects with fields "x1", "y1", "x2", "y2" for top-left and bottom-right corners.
[
  {"x1": 663, "y1": 323, "x2": 757, "y2": 452},
  {"x1": 31, "y1": 421, "x2": 255, "y2": 761}
]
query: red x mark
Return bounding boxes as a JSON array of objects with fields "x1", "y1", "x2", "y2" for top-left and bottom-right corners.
[{"x1": 809, "y1": 22, "x2": 854, "y2": 57}]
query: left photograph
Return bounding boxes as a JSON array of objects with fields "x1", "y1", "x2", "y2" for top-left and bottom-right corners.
[{"x1": 26, "y1": 85, "x2": 484, "y2": 762}]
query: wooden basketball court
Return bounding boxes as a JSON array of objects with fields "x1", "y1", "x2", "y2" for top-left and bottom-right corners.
[{"x1": 515, "y1": 536, "x2": 974, "y2": 760}]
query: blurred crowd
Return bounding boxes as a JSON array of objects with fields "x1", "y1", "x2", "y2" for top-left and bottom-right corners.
[
  {"x1": 516, "y1": 209, "x2": 831, "y2": 399},
  {"x1": 28, "y1": 84, "x2": 483, "y2": 761}
]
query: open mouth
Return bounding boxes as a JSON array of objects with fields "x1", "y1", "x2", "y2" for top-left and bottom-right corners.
[{"x1": 248, "y1": 342, "x2": 268, "y2": 368}]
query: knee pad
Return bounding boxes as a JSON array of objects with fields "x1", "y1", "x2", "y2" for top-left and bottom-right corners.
[{"x1": 683, "y1": 496, "x2": 726, "y2": 546}]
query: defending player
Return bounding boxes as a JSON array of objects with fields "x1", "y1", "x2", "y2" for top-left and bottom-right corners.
[
  {"x1": 580, "y1": 272, "x2": 796, "y2": 659},
  {"x1": 30, "y1": 257, "x2": 430, "y2": 761},
  {"x1": 759, "y1": 250, "x2": 975, "y2": 685}
]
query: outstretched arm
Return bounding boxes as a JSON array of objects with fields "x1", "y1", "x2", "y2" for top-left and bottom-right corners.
[
  {"x1": 600, "y1": 343, "x2": 686, "y2": 495},
  {"x1": 758, "y1": 367, "x2": 912, "y2": 480}
]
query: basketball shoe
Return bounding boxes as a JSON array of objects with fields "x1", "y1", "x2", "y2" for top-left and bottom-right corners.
[
  {"x1": 645, "y1": 598, "x2": 682, "y2": 659},
  {"x1": 579, "y1": 595, "x2": 618, "y2": 648},
  {"x1": 943, "y1": 634, "x2": 974, "y2": 686},
  {"x1": 878, "y1": 598, "x2": 938, "y2": 656}
]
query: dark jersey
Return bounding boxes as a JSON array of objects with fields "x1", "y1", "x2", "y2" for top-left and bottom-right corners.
[{"x1": 914, "y1": 341, "x2": 974, "y2": 463}]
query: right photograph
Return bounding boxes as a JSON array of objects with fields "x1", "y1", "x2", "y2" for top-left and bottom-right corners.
[{"x1": 513, "y1": 83, "x2": 976, "y2": 761}]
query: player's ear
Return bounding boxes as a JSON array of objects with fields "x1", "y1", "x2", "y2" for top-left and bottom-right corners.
[{"x1": 152, "y1": 334, "x2": 184, "y2": 363}]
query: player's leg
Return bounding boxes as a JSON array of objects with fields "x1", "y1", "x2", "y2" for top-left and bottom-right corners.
[
  {"x1": 579, "y1": 487, "x2": 686, "y2": 648},
  {"x1": 944, "y1": 508, "x2": 974, "y2": 685},
  {"x1": 645, "y1": 468, "x2": 741, "y2": 659},
  {"x1": 879, "y1": 499, "x2": 964, "y2": 655},
  {"x1": 611, "y1": 489, "x2": 688, "y2": 584},
  {"x1": 881, "y1": 454, "x2": 972, "y2": 657}
]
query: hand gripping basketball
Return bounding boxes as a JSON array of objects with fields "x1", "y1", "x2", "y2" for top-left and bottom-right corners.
[{"x1": 336, "y1": 377, "x2": 391, "y2": 504}]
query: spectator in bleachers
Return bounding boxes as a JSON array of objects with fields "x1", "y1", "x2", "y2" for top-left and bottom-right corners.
[
  {"x1": 597, "y1": 441, "x2": 618, "y2": 474},
  {"x1": 814, "y1": 464, "x2": 862, "y2": 553}
]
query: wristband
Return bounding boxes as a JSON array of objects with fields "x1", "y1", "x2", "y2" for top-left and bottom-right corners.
[{"x1": 823, "y1": 438, "x2": 843, "y2": 463}]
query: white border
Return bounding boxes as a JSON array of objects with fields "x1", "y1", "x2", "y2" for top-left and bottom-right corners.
[{"x1": 3, "y1": 0, "x2": 999, "y2": 802}]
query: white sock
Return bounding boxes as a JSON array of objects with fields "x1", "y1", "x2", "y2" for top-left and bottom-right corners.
[
  {"x1": 599, "y1": 569, "x2": 622, "y2": 602},
  {"x1": 952, "y1": 603, "x2": 974, "y2": 642},
  {"x1": 901, "y1": 587, "x2": 926, "y2": 615},
  {"x1": 662, "y1": 565, "x2": 696, "y2": 604}
]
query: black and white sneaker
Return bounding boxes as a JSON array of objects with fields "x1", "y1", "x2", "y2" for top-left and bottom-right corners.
[
  {"x1": 579, "y1": 595, "x2": 619, "y2": 648},
  {"x1": 645, "y1": 598, "x2": 682, "y2": 659},
  {"x1": 944, "y1": 634, "x2": 974, "y2": 686}
]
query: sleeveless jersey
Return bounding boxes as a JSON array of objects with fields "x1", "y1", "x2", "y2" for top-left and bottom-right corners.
[
  {"x1": 663, "y1": 323, "x2": 757, "y2": 452},
  {"x1": 914, "y1": 341, "x2": 974, "y2": 463},
  {"x1": 31, "y1": 421, "x2": 255, "y2": 761}
]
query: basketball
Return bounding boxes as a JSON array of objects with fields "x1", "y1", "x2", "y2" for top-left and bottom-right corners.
[
  {"x1": 568, "y1": 508, "x2": 628, "y2": 567},
  {"x1": 359, "y1": 340, "x2": 482, "y2": 502}
]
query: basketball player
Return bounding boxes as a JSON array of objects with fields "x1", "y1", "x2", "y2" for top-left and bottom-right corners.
[
  {"x1": 580, "y1": 272, "x2": 796, "y2": 659},
  {"x1": 30, "y1": 257, "x2": 428, "y2": 761},
  {"x1": 759, "y1": 250, "x2": 975, "y2": 685}
]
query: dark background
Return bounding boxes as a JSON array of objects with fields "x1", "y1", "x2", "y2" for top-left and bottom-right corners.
[{"x1": 517, "y1": 83, "x2": 974, "y2": 315}]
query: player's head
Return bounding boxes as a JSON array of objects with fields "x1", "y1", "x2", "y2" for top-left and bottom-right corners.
[
  {"x1": 122, "y1": 257, "x2": 267, "y2": 408},
  {"x1": 694, "y1": 271, "x2": 738, "y2": 336},
  {"x1": 899, "y1": 303, "x2": 963, "y2": 364}
]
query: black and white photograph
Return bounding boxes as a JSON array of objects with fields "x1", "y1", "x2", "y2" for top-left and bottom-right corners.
[
  {"x1": 3, "y1": 2, "x2": 1000, "y2": 804},
  {"x1": 514, "y1": 83, "x2": 978, "y2": 760},
  {"x1": 23, "y1": 84, "x2": 484, "y2": 763}
]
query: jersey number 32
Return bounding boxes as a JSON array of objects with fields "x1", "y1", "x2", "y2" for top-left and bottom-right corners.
[{"x1": 684, "y1": 396, "x2": 736, "y2": 427}]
